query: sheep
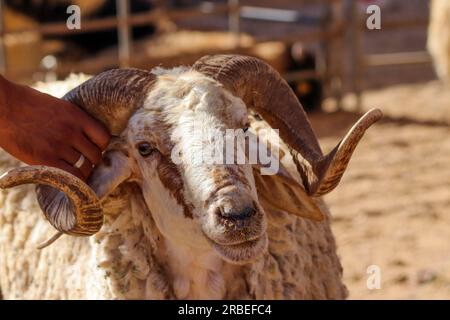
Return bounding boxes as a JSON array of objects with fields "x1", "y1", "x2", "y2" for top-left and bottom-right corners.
[
  {"x1": 0, "y1": 54, "x2": 382, "y2": 299},
  {"x1": 427, "y1": 0, "x2": 450, "y2": 83}
]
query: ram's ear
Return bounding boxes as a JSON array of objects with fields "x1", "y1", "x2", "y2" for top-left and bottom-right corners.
[
  {"x1": 89, "y1": 146, "x2": 133, "y2": 201},
  {"x1": 252, "y1": 164, "x2": 325, "y2": 221}
]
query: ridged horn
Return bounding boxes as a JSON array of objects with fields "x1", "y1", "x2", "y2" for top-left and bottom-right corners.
[
  {"x1": 192, "y1": 55, "x2": 382, "y2": 196},
  {"x1": 64, "y1": 68, "x2": 156, "y2": 135},
  {"x1": 0, "y1": 166, "x2": 101, "y2": 235}
]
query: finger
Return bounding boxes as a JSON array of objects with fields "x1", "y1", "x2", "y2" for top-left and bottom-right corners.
[
  {"x1": 60, "y1": 147, "x2": 82, "y2": 167},
  {"x1": 78, "y1": 157, "x2": 93, "y2": 180},
  {"x1": 59, "y1": 147, "x2": 94, "y2": 180},
  {"x1": 81, "y1": 116, "x2": 111, "y2": 151},
  {"x1": 73, "y1": 132, "x2": 103, "y2": 166},
  {"x1": 51, "y1": 160, "x2": 85, "y2": 181}
]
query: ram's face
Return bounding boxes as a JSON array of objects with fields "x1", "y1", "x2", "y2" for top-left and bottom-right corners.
[{"x1": 125, "y1": 73, "x2": 267, "y2": 264}]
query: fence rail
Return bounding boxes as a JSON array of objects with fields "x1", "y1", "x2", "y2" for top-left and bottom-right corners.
[
  {"x1": 366, "y1": 51, "x2": 431, "y2": 67},
  {"x1": 0, "y1": 4, "x2": 232, "y2": 37},
  {"x1": 345, "y1": 0, "x2": 431, "y2": 109}
]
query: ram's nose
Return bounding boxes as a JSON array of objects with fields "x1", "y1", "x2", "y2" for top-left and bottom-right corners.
[{"x1": 218, "y1": 203, "x2": 256, "y2": 221}]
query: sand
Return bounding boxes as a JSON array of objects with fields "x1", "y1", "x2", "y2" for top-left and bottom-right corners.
[{"x1": 310, "y1": 80, "x2": 450, "y2": 299}]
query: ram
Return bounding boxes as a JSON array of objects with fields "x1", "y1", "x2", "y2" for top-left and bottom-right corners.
[
  {"x1": 428, "y1": 0, "x2": 450, "y2": 82},
  {"x1": 0, "y1": 55, "x2": 381, "y2": 299}
]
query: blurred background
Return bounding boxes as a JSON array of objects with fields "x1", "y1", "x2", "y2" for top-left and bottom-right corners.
[{"x1": 1, "y1": 0, "x2": 449, "y2": 299}]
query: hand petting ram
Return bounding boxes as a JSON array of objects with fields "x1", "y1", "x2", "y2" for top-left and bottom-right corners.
[{"x1": 0, "y1": 55, "x2": 381, "y2": 299}]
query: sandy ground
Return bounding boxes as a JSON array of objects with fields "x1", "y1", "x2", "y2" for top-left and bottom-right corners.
[{"x1": 309, "y1": 80, "x2": 450, "y2": 299}]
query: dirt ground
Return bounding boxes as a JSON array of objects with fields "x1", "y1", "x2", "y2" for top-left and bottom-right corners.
[
  {"x1": 303, "y1": 0, "x2": 450, "y2": 300},
  {"x1": 310, "y1": 80, "x2": 450, "y2": 299}
]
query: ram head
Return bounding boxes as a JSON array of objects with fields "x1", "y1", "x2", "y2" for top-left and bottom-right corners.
[{"x1": 0, "y1": 55, "x2": 381, "y2": 264}]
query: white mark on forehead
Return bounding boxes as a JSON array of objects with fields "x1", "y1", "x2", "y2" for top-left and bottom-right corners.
[
  {"x1": 142, "y1": 68, "x2": 248, "y2": 123},
  {"x1": 128, "y1": 111, "x2": 157, "y2": 133},
  {"x1": 126, "y1": 68, "x2": 249, "y2": 156}
]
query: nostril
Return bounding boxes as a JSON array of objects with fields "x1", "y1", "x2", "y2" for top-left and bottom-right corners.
[{"x1": 219, "y1": 205, "x2": 256, "y2": 220}]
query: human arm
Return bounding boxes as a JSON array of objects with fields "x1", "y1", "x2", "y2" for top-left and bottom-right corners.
[{"x1": 0, "y1": 75, "x2": 110, "y2": 180}]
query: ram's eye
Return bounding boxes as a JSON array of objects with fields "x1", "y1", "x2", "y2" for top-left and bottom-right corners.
[{"x1": 137, "y1": 142, "x2": 154, "y2": 157}]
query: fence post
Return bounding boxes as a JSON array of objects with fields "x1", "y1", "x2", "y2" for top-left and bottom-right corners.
[
  {"x1": 345, "y1": 0, "x2": 363, "y2": 110},
  {"x1": 322, "y1": 0, "x2": 344, "y2": 110},
  {"x1": 0, "y1": 0, "x2": 6, "y2": 75},
  {"x1": 320, "y1": 1, "x2": 331, "y2": 109},
  {"x1": 228, "y1": 0, "x2": 240, "y2": 48},
  {"x1": 116, "y1": 0, "x2": 131, "y2": 68},
  {"x1": 332, "y1": 0, "x2": 345, "y2": 110}
]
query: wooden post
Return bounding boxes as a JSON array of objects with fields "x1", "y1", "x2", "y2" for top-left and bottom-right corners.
[
  {"x1": 320, "y1": 1, "x2": 332, "y2": 109},
  {"x1": 345, "y1": 0, "x2": 363, "y2": 110},
  {"x1": 0, "y1": 0, "x2": 6, "y2": 75},
  {"x1": 116, "y1": 0, "x2": 131, "y2": 68},
  {"x1": 332, "y1": 0, "x2": 344, "y2": 110},
  {"x1": 228, "y1": 0, "x2": 240, "y2": 48},
  {"x1": 322, "y1": 0, "x2": 344, "y2": 110}
]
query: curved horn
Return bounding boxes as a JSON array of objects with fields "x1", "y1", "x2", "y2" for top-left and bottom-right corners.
[
  {"x1": 0, "y1": 69, "x2": 156, "y2": 237},
  {"x1": 192, "y1": 55, "x2": 382, "y2": 196},
  {"x1": 0, "y1": 166, "x2": 102, "y2": 235},
  {"x1": 64, "y1": 68, "x2": 156, "y2": 135}
]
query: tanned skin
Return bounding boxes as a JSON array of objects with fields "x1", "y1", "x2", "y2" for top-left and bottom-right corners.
[{"x1": 0, "y1": 75, "x2": 110, "y2": 180}]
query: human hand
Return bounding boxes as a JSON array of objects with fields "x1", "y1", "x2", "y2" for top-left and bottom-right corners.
[{"x1": 0, "y1": 77, "x2": 110, "y2": 180}]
